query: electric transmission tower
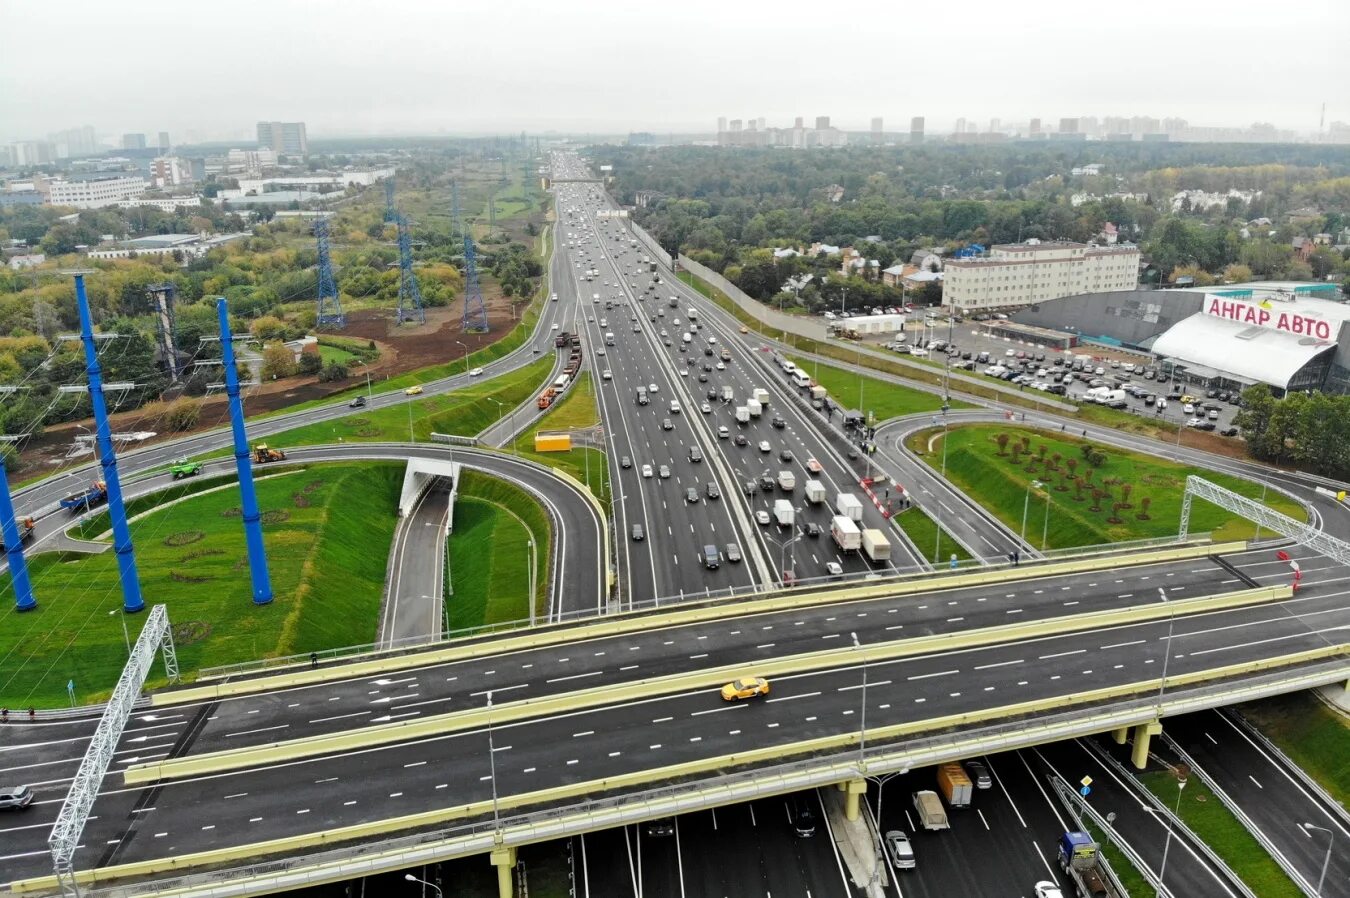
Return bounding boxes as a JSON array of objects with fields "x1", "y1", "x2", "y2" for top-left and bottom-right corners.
[
  {"x1": 452, "y1": 181, "x2": 488, "y2": 333},
  {"x1": 384, "y1": 177, "x2": 396, "y2": 222},
  {"x1": 144, "y1": 283, "x2": 182, "y2": 383},
  {"x1": 395, "y1": 214, "x2": 426, "y2": 326},
  {"x1": 314, "y1": 218, "x2": 345, "y2": 328}
]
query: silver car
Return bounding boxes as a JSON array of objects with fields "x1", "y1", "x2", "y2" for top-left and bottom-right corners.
[
  {"x1": 0, "y1": 785, "x2": 34, "y2": 810},
  {"x1": 885, "y1": 830, "x2": 914, "y2": 869}
]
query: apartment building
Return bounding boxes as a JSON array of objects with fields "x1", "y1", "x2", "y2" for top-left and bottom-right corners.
[
  {"x1": 46, "y1": 175, "x2": 148, "y2": 209},
  {"x1": 942, "y1": 241, "x2": 1139, "y2": 313},
  {"x1": 256, "y1": 121, "x2": 308, "y2": 156}
]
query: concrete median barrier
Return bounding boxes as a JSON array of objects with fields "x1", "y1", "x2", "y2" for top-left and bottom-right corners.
[{"x1": 126, "y1": 583, "x2": 1287, "y2": 786}]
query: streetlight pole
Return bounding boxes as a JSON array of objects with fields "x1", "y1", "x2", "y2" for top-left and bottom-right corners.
[
  {"x1": 404, "y1": 873, "x2": 443, "y2": 897},
  {"x1": 1041, "y1": 489, "x2": 1052, "y2": 551},
  {"x1": 486, "y1": 690, "x2": 501, "y2": 833},
  {"x1": 1020, "y1": 480, "x2": 1042, "y2": 541},
  {"x1": 453, "y1": 340, "x2": 468, "y2": 376},
  {"x1": 851, "y1": 631, "x2": 866, "y2": 772},
  {"x1": 526, "y1": 539, "x2": 535, "y2": 627},
  {"x1": 108, "y1": 608, "x2": 130, "y2": 656},
  {"x1": 1157, "y1": 775, "x2": 1187, "y2": 897},
  {"x1": 1300, "y1": 822, "x2": 1333, "y2": 897},
  {"x1": 1157, "y1": 587, "x2": 1173, "y2": 711}
]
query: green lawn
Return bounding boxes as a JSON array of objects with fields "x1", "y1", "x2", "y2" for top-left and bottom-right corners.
[
  {"x1": 785, "y1": 355, "x2": 971, "y2": 421},
  {"x1": 262, "y1": 355, "x2": 554, "y2": 447},
  {"x1": 513, "y1": 371, "x2": 611, "y2": 507},
  {"x1": 910, "y1": 424, "x2": 1307, "y2": 549},
  {"x1": 1138, "y1": 768, "x2": 1302, "y2": 898},
  {"x1": 1239, "y1": 693, "x2": 1350, "y2": 806},
  {"x1": 0, "y1": 463, "x2": 401, "y2": 706},
  {"x1": 317, "y1": 344, "x2": 360, "y2": 366},
  {"x1": 890, "y1": 506, "x2": 972, "y2": 565},
  {"x1": 447, "y1": 471, "x2": 550, "y2": 633}
]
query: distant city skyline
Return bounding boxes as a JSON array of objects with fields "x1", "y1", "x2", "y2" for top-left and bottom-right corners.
[{"x1": 2, "y1": 0, "x2": 1345, "y2": 144}]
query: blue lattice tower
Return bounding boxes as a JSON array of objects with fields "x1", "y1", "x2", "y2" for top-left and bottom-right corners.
[
  {"x1": 395, "y1": 214, "x2": 426, "y2": 325},
  {"x1": 384, "y1": 177, "x2": 396, "y2": 222},
  {"x1": 453, "y1": 180, "x2": 489, "y2": 333},
  {"x1": 314, "y1": 218, "x2": 345, "y2": 328}
]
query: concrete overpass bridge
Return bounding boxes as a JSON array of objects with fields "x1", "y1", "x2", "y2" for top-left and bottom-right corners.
[{"x1": 7, "y1": 532, "x2": 1348, "y2": 898}]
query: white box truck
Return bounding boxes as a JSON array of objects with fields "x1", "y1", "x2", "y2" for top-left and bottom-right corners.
[
  {"x1": 804, "y1": 480, "x2": 827, "y2": 504},
  {"x1": 752, "y1": 388, "x2": 770, "y2": 406},
  {"x1": 746, "y1": 398, "x2": 763, "y2": 418},
  {"x1": 604, "y1": 332, "x2": 615, "y2": 346},
  {"x1": 836, "y1": 492, "x2": 864, "y2": 522},
  {"x1": 774, "y1": 499, "x2": 795, "y2": 527},
  {"x1": 861, "y1": 529, "x2": 892, "y2": 563},
  {"x1": 810, "y1": 385, "x2": 828, "y2": 403},
  {"x1": 831, "y1": 515, "x2": 861, "y2": 552},
  {"x1": 720, "y1": 386, "x2": 735, "y2": 403},
  {"x1": 735, "y1": 406, "x2": 750, "y2": 424},
  {"x1": 777, "y1": 470, "x2": 796, "y2": 491}
]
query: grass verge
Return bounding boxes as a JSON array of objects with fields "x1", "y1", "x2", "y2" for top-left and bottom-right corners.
[
  {"x1": 0, "y1": 463, "x2": 400, "y2": 706},
  {"x1": 785, "y1": 355, "x2": 970, "y2": 420},
  {"x1": 1138, "y1": 767, "x2": 1303, "y2": 898},
  {"x1": 447, "y1": 470, "x2": 550, "y2": 632},
  {"x1": 513, "y1": 371, "x2": 611, "y2": 507},
  {"x1": 1239, "y1": 692, "x2": 1350, "y2": 806},
  {"x1": 904, "y1": 424, "x2": 1305, "y2": 549},
  {"x1": 889, "y1": 506, "x2": 973, "y2": 564}
]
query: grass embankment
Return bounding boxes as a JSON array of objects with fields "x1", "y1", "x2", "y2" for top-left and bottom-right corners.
[
  {"x1": 0, "y1": 464, "x2": 400, "y2": 706},
  {"x1": 784, "y1": 355, "x2": 970, "y2": 420},
  {"x1": 512, "y1": 371, "x2": 610, "y2": 506},
  {"x1": 262, "y1": 355, "x2": 554, "y2": 447},
  {"x1": 905, "y1": 424, "x2": 1305, "y2": 550},
  {"x1": 447, "y1": 471, "x2": 550, "y2": 633},
  {"x1": 1240, "y1": 693, "x2": 1350, "y2": 806},
  {"x1": 1138, "y1": 768, "x2": 1303, "y2": 898},
  {"x1": 890, "y1": 506, "x2": 973, "y2": 564}
]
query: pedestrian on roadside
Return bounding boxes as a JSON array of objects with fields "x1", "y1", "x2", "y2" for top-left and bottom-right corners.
[{"x1": 310, "y1": 652, "x2": 319, "y2": 669}]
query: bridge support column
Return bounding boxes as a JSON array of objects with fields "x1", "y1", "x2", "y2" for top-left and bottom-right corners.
[
  {"x1": 490, "y1": 846, "x2": 516, "y2": 898},
  {"x1": 1130, "y1": 721, "x2": 1163, "y2": 769},
  {"x1": 1111, "y1": 726, "x2": 1129, "y2": 745},
  {"x1": 839, "y1": 778, "x2": 868, "y2": 821}
]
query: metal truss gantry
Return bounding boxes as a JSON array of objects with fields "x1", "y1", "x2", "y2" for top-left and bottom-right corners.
[
  {"x1": 1180, "y1": 475, "x2": 1350, "y2": 565},
  {"x1": 49, "y1": 604, "x2": 178, "y2": 896}
]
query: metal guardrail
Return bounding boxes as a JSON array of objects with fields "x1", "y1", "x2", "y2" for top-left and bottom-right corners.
[
  {"x1": 1048, "y1": 776, "x2": 1135, "y2": 898},
  {"x1": 1225, "y1": 708, "x2": 1350, "y2": 828}
]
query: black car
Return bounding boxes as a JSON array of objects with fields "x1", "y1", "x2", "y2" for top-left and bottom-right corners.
[
  {"x1": 706, "y1": 482, "x2": 720, "y2": 500},
  {"x1": 759, "y1": 475, "x2": 777, "y2": 492},
  {"x1": 621, "y1": 456, "x2": 632, "y2": 469},
  {"x1": 685, "y1": 487, "x2": 699, "y2": 504},
  {"x1": 698, "y1": 373, "x2": 708, "y2": 382},
  {"x1": 1220, "y1": 426, "x2": 1239, "y2": 437},
  {"x1": 771, "y1": 416, "x2": 786, "y2": 429},
  {"x1": 805, "y1": 522, "x2": 823, "y2": 537},
  {"x1": 704, "y1": 347, "x2": 714, "y2": 356},
  {"x1": 631, "y1": 524, "x2": 645, "y2": 541},
  {"x1": 779, "y1": 449, "x2": 794, "y2": 463},
  {"x1": 734, "y1": 434, "x2": 749, "y2": 447},
  {"x1": 707, "y1": 388, "x2": 719, "y2": 400},
  {"x1": 348, "y1": 396, "x2": 367, "y2": 408}
]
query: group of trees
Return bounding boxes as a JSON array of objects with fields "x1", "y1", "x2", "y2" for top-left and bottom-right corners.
[
  {"x1": 994, "y1": 433, "x2": 1153, "y2": 524},
  {"x1": 1233, "y1": 385, "x2": 1350, "y2": 479},
  {"x1": 600, "y1": 143, "x2": 1350, "y2": 306}
]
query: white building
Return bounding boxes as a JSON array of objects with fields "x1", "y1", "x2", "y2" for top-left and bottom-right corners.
[
  {"x1": 7, "y1": 253, "x2": 45, "y2": 270},
  {"x1": 150, "y1": 156, "x2": 194, "y2": 187},
  {"x1": 116, "y1": 196, "x2": 202, "y2": 212},
  {"x1": 47, "y1": 176, "x2": 147, "y2": 209},
  {"x1": 942, "y1": 240, "x2": 1140, "y2": 313}
]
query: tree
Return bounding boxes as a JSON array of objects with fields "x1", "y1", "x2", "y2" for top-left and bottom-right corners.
[
  {"x1": 318, "y1": 361, "x2": 348, "y2": 382},
  {"x1": 162, "y1": 398, "x2": 201, "y2": 432},
  {"x1": 298, "y1": 351, "x2": 323, "y2": 376},
  {"x1": 995, "y1": 433, "x2": 1009, "y2": 456},
  {"x1": 251, "y1": 315, "x2": 289, "y2": 341},
  {"x1": 261, "y1": 344, "x2": 297, "y2": 380},
  {"x1": 1137, "y1": 497, "x2": 1152, "y2": 520},
  {"x1": 1220, "y1": 263, "x2": 1253, "y2": 284}
]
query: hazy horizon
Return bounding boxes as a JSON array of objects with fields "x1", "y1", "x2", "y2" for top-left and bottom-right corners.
[{"x1": 3, "y1": 0, "x2": 1347, "y2": 145}]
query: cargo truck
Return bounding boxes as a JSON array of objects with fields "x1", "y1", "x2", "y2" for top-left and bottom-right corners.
[
  {"x1": 735, "y1": 406, "x2": 750, "y2": 424},
  {"x1": 752, "y1": 388, "x2": 770, "y2": 406},
  {"x1": 1056, "y1": 831, "x2": 1122, "y2": 898},
  {"x1": 861, "y1": 529, "x2": 892, "y2": 564},
  {"x1": 835, "y1": 492, "x2": 864, "y2": 522},
  {"x1": 773, "y1": 499, "x2": 795, "y2": 527},
  {"x1": 777, "y1": 470, "x2": 796, "y2": 491},
  {"x1": 831, "y1": 515, "x2": 861, "y2": 552},
  {"x1": 936, "y1": 763, "x2": 972, "y2": 808},
  {"x1": 0, "y1": 516, "x2": 35, "y2": 550},
  {"x1": 746, "y1": 398, "x2": 763, "y2": 418},
  {"x1": 912, "y1": 791, "x2": 950, "y2": 831},
  {"x1": 804, "y1": 480, "x2": 827, "y2": 504},
  {"x1": 810, "y1": 385, "x2": 828, "y2": 403},
  {"x1": 60, "y1": 481, "x2": 109, "y2": 513},
  {"x1": 604, "y1": 332, "x2": 615, "y2": 346},
  {"x1": 720, "y1": 386, "x2": 734, "y2": 403}
]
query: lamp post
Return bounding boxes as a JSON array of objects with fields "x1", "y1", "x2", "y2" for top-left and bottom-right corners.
[
  {"x1": 526, "y1": 538, "x2": 535, "y2": 627},
  {"x1": 407, "y1": 398, "x2": 415, "y2": 443},
  {"x1": 453, "y1": 340, "x2": 468, "y2": 377},
  {"x1": 1020, "y1": 480, "x2": 1043, "y2": 541},
  {"x1": 1041, "y1": 487, "x2": 1052, "y2": 551},
  {"x1": 1157, "y1": 586, "x2": 1173, "y2": 712},
  {"x1": 108, "y1": 608, "x2": 130, "y2": 656},
  {"x1": 851, "y1": 631, "x2": 867, "y2": 772},
  {"x1": 486, "y1": 690, "x2": 501, "y2": 833},
  {"x1": 1300, "y1": 822, "x2": 1333, "y2": 897},
  {"x1": 404, "y1": 873, "x2": 442, "y2": 897},
  {"x1": 1157, "y1": 774, "x2": 1187, "y2": 897}
]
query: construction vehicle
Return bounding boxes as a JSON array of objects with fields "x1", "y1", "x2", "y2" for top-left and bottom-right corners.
[
  {"x1": 554, "y1": 331, "x2": 571, "y2": 348},
  {"x1": 252, "y1": 444, "x2": 286, "y2": 464},
  {"x1": 0, "y1": 516, "x2": 35, "y2": 550},
  {"x1": 1056, "y1": 831, "x2": 1122, "y2": 898},
  {"x1": 861, "y1": 529, "x2": 892, "y2": 564},
  {"x1": 537, "y1": 388, "x2": 556, "y2": 410},
  {"x1": 936, "y1": 763, "x2": 972, "y2": 808},
  {"x1": 60, "y1": 481, "x2": 108, "y2": 513},
  {"x1": 912, "y1": 791, "x2": 950, "y2": 831},
  {"x1": 170, "y1": 458, "x2": 203, "y2": 480}
]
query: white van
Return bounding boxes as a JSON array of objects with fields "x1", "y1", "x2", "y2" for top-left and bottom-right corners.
[{"x1": 669, "y1": 400, "x2": 682, "y2": 414}]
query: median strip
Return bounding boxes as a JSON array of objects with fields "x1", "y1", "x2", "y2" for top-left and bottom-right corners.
[
  {"x1": 26, "y1": 637, "x2": 1341, "y2": 897},
  {"x1": 159, "y1": 541, "x2": 1246, "y2": 706},
  {"x1": 124, "y1": 583, "x2": 1287, "y2": 786}
]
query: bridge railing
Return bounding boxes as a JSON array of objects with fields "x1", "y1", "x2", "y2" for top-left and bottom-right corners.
[{"x1": 196, "y1": 533, "x2": 1222, "y2": 683}]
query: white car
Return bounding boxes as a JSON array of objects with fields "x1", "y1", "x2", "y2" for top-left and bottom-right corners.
[
  {"x1": 602, "y1": 370, "x2": 612, "y2": 380},
  {"x1": 755, "y1": 510, "x2": 771, "y2": 525},
  {"x1": 701, "y1": 403, "x2": 712, "y2": 414},
  {"x1": 718, "y1": 425, "x2": 730, "y2": 439},
  {"x1": 826, "y1": 561, "x2": 844, "y2": 577},
  {"x1": 1034, "y1": 883, "x2": 1064, "y2": 898},
  {"x1": 707, "y1": 336, "x2": 717, "y2": 344},
  {"x1": 641, "y1": 464, "x2": 653, "y2": 478},
  {"x1": 715, "y1": 362, "x2": 725, "y2": 370},
  {"x1": 659, "y1": 465, "x2": 671, "y2": 479},
  {"x1": 759, "y1": 440, "x2": 771, "y2": 452},
  {"x1": 551, "y1": 323, "x2": 560, "y2": 330},
  {"x1": 679, "y1": 369, "x2": 689, "y2": 377},
  {"x1": 648, "y1": 383, "x2": 659, "y2": 394},
  {"x1": 1183, "y1": 403, "x2": 1195, "y2": 414},
  {"x1": 468, "y1": 367, "x2": 483, "y2": 377}
]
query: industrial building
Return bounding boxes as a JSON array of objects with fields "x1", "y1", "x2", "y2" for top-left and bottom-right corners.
[{"x1": 1010, "y1": 282, "x2": 1350, "y2": 396}]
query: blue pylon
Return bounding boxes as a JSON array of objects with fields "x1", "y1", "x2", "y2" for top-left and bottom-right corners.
[
  {"x1": 453, "y1": 181, "x2": 488, "y2": 333},
  {"x1": 314, "y1": 218, "x2": 345, "y2": 328},
  {"x1": 396, "y1": 214, "x2": 426, "y2": 326}
]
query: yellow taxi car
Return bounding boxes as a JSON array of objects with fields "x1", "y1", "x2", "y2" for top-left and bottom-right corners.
[
  {"x1": 739, "y1": 325, "x2": 750, "y2": 334},
  {"x1": 405, "y1": 385, "x2": 423, "y2": 396},
  {"x1": 721, "y1": 676, "x2": 771, "y2": 701}
]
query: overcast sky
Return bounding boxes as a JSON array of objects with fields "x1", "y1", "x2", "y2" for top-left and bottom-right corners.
[{"x1": 3, "y1": 0, "x2": 1347, "y2": 144}]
